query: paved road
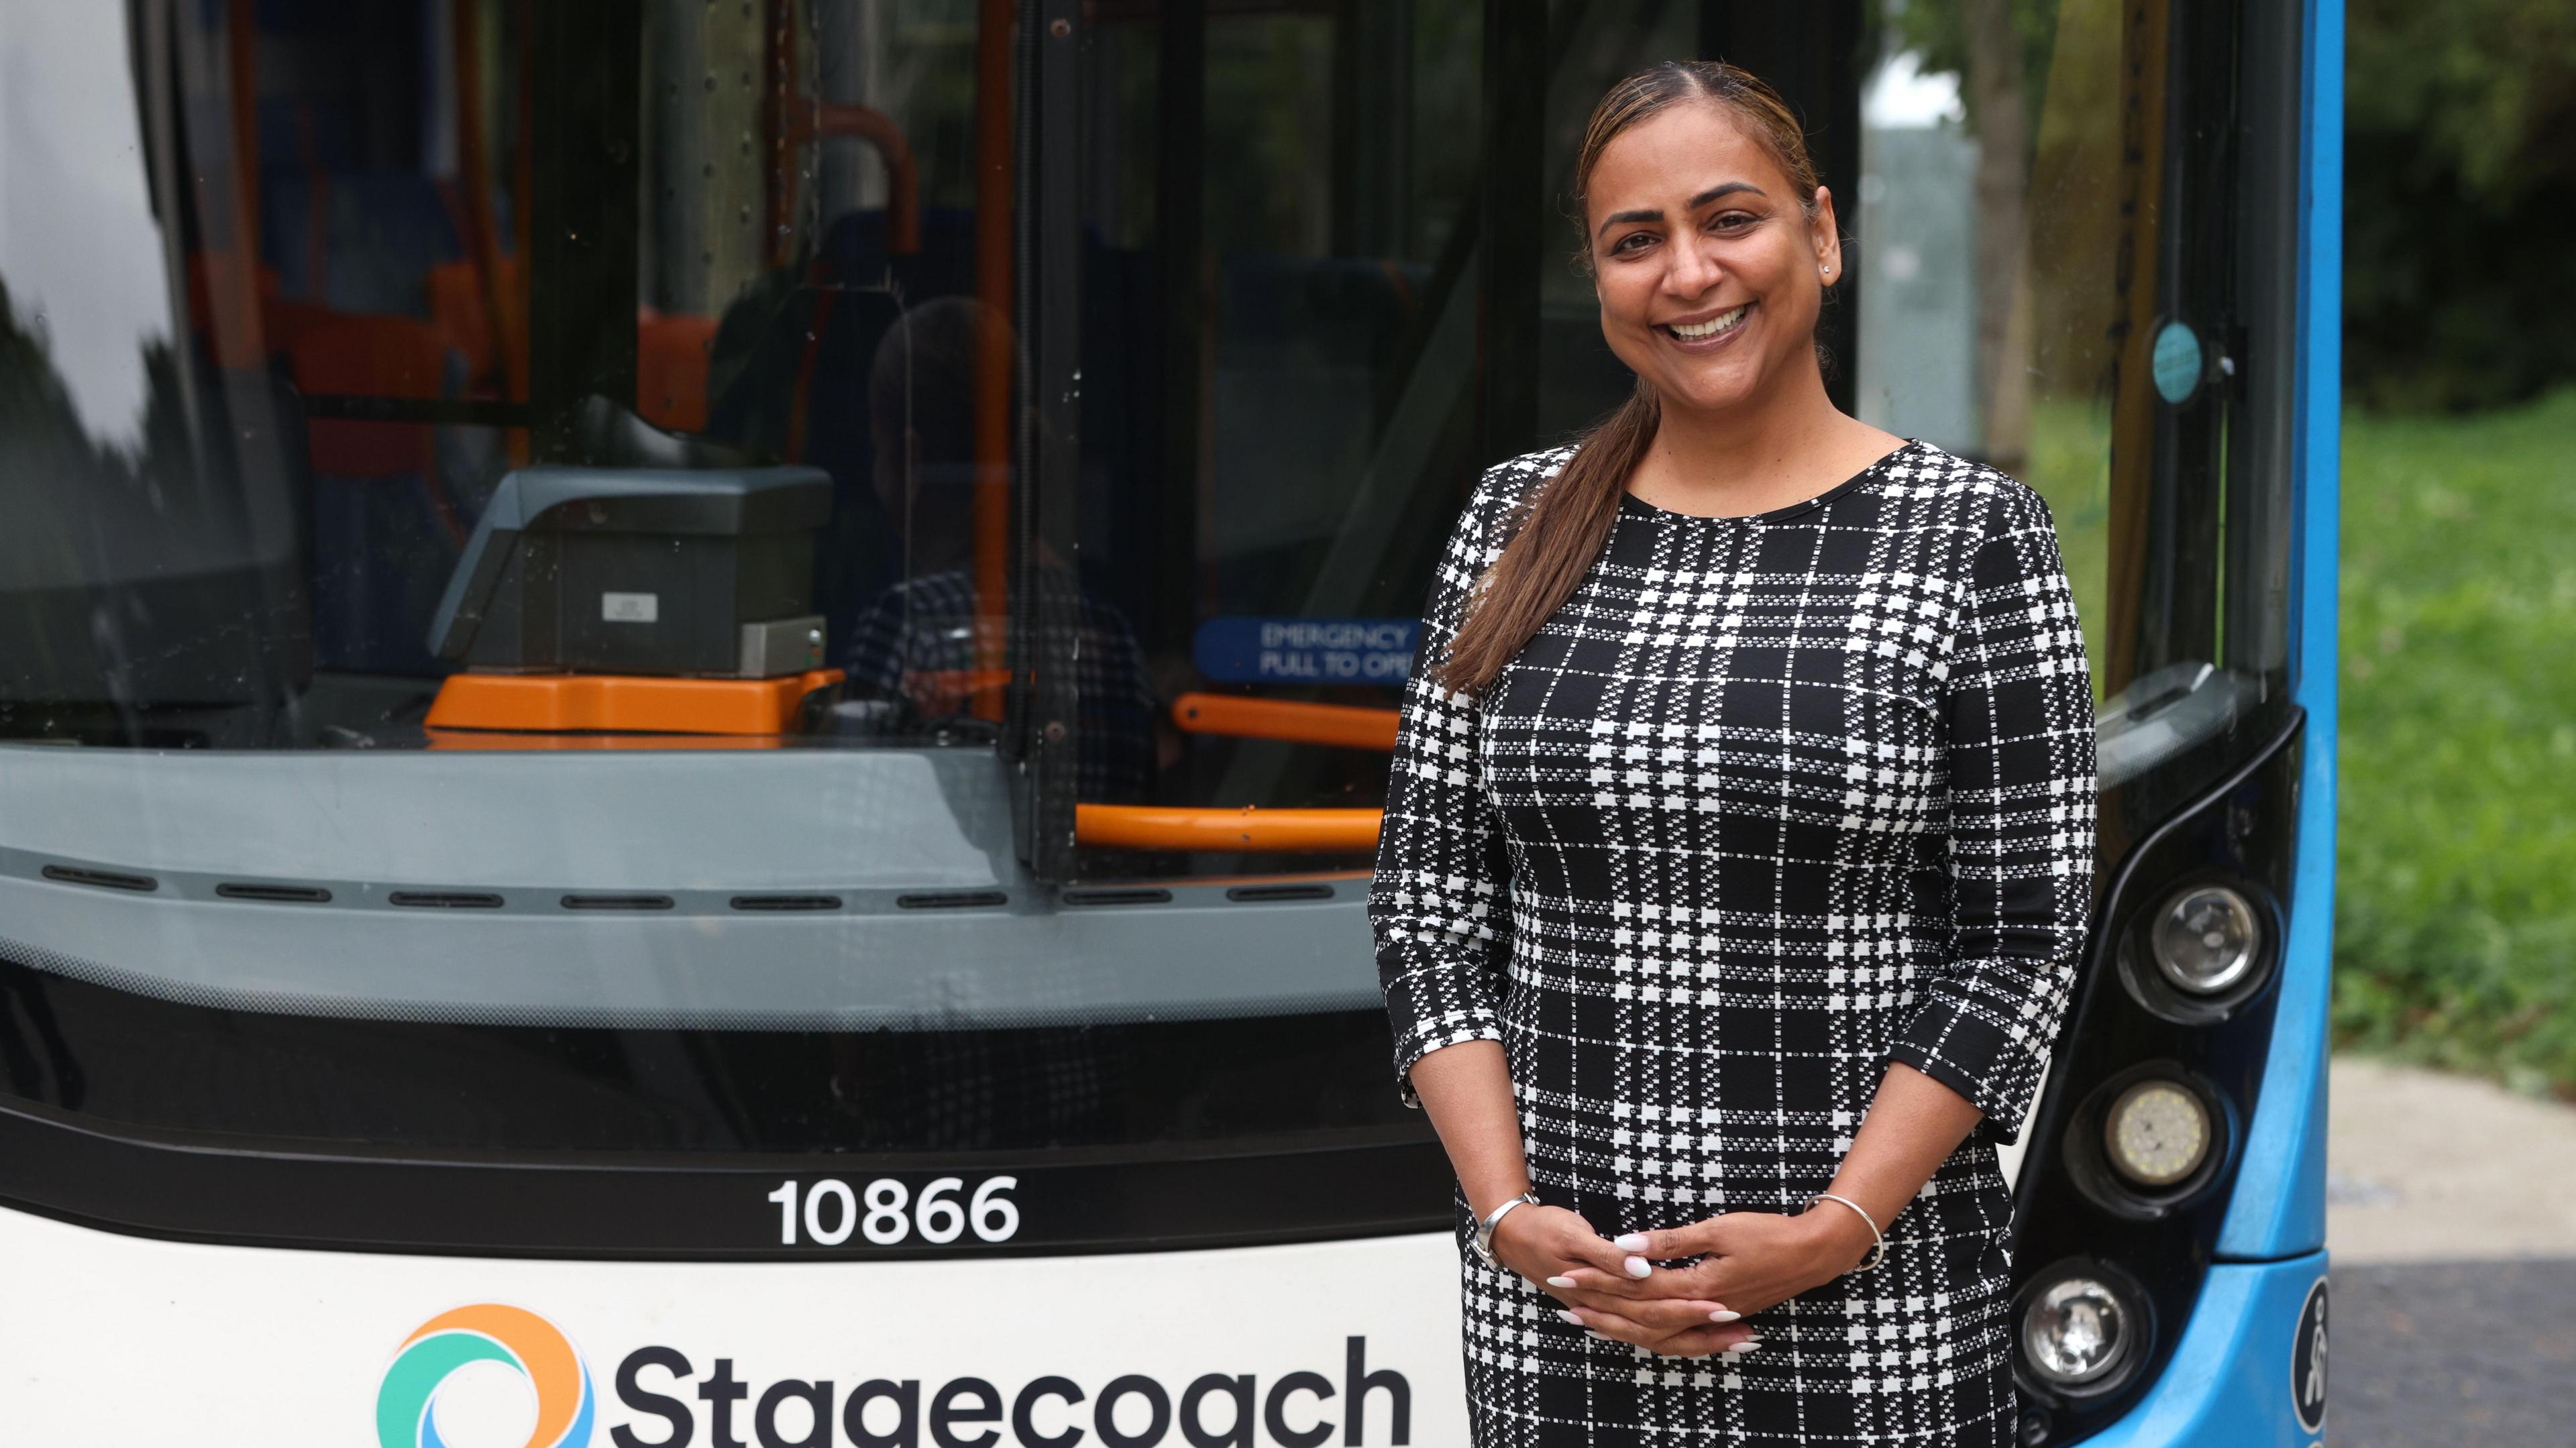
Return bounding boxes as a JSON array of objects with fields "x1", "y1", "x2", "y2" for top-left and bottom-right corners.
[
  {"x1": 2330, "y1": 1258, "x2": 2576, "y2": 1445},
  {"x1": 2328, "y1": 1058, "x2": 2576, "y2": 1263},
  {"x1": 2326, "y1": 1059, "x2": 2576, "y2": 1443}
]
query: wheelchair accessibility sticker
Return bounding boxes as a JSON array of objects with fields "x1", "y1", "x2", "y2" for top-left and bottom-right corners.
[{"x1": 2291, "y1": 1276, "x2": 2328, "y2": 1436}]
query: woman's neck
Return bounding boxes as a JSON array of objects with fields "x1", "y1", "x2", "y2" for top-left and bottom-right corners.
[{"x1": 1631, "y1": 368, "x2": 1898, "y2": 518}]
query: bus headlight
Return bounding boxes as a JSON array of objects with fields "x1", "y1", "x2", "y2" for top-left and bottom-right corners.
[
  {"x1": 2150, "y1": 885, "x2": 2261, "y2": 994},
  {"x1": 2103, "y1": 1078, "x2": 2212, "y2": 1188},
  {"x1": 2021, "y1": 1274, "x2": 2135, "y2": 1388}
]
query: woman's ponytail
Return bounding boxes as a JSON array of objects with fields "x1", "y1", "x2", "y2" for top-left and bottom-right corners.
[{"x1": 1435, "y1": 383, "x2": 1658, "y2": 696}]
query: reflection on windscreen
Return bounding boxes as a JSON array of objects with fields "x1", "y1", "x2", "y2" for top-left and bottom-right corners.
[
  {"x1": 837, "y1": 298, "x2": 1157, "y2": 799},
  {"x1": 0, "y1": 1, "x2": 2310, "y2": 1163},
  {"x1": 1, "y1": 0, "x2": 2291, "y2": 847},
  {"x1": 0, "y1": 1, "x2": 1041, "y2": 757},
  {"x1": 1856, "y1": 1, "x2": 2293, "y2": 829}
]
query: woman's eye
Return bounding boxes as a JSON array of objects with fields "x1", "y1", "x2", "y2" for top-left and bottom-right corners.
[
  {"x1": 1612, "y1": 233, "x2": 1653, "y2": 254},
  {"x1": 1711, "y1": 212, "x2": 1755, "y2": 233}
]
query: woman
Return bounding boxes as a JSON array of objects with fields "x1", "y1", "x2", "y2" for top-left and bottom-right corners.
[{"x1": 1370, "y1": 60, "x2": 2097, "y2": 1446}]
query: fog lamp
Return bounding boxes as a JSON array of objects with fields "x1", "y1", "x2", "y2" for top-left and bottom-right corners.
[
  {"x1": 2021, "y1": 1276, "x2": 2131, "y2": 1387},
  {"x1": 2103, "y1": 1078, "x2": 2211, "y2": 1188},
  {"x1": 2150, "y1": 885, "x2": 2260, "y2": 994}
]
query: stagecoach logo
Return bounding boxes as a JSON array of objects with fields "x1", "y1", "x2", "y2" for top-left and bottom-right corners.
[
  {"x1": 377, "y1": 1304, "x2": 598, "y2": 1448},
  {"x1": 370, "y1": 1306, "x2": 1412, "y2": 1447}
]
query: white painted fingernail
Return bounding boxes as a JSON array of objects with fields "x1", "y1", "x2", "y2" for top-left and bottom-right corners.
[
  {"x1": 1546, "y1": 1276, "x2": 1577, "y2": 1289},
  {"x1": 1709, "y1": 1310, "x2": 1741, "y2": 1323},
  {"x1": 1623, "y1": 1256, "x2": 1652, "y2": 1279},
  {"x1": 1614, "y1": 1233, "x2": 1650, "y2": 1252},
  {"x1": 1725, "y1": 1340, "x2": 1760, "y2": 1354},
  {"x1": 1556, "y1": 1309, "x2": 1583, "y2": 1325}
]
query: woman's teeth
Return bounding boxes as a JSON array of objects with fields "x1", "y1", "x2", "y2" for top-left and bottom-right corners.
[{"x1": 1668, "y1": 305, "x2": 1749, "y2": 340}]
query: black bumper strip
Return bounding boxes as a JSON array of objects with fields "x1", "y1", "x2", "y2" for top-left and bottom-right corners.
[{"x1": 0, "y1": 1099, "x2": 1455, "y2": 1260}]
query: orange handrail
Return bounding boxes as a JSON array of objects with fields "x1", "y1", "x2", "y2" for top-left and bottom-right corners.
[
  {"x1": 1170, "y1": 693, "x2": 1399, "y2": 751},
  {"x1": 451, "y1": 0, "x2": 526, "y2": 402},
  {"x1": 227, "y1": 0, "x2": 260, "y2": 270},
  {"x1": 969, "y1": 0, "x2": 1014, "y2": 722},
  {"x1": 814, "y1": 104, "x2": 920, "y2": 256},
  {"x1": 1075, "y1": 804, "x2": 1383, "y2": 854}
]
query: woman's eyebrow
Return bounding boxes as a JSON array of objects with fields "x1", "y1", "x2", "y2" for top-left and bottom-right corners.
[
  {"x1": 1595, "y1": 181, "x2": 1768, "y2": 237},
  {"x1": 1688, "y1": 180, "x2": 1766, "y2": 209}
]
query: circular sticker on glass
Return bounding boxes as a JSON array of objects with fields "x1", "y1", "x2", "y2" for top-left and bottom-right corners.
[
  {"x1": 2290, "y1": 1276, "x2": 2328, "y2": 1435},
  {"x1": 2152, "y1": 320, "x2": 2205, "y2": 404}
]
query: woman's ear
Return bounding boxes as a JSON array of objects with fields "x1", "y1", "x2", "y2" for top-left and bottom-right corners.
[{"x1": 1813, "y1": 185, "x2": 1843, "y2": 282}]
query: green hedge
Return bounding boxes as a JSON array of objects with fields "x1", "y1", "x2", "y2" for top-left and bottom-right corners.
[{"x1": 2332, "y1": 392, "x2": 2576, "y2": 1097}]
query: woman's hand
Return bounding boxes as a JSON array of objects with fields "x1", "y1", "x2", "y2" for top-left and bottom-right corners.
[
  {"x1": 1548, "y1": 1207, "x2": 1878, "y2": 1349},
  {"x1": 1487, "y1": 1202, "x2": 1631, "y2": 1288},
  {"x1": 1492, "y1": 1206, "x2": 1760, "y2": 1357}
]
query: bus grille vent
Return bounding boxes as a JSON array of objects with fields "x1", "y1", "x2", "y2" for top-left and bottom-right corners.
[
  {"x1": 1224, "y1": 883, "x2": 1336, "y2": 903},
  {"x1": 215, "y1": 883, "x2": 333, "y2": 904},
  {"x1": 731, "y1": 894, "x2": 846, "y2": 911},
  {"x1": 894, "y1": 890, "x2": 1010, "y2": 910},
  {"x1": 40, "y1": 865, "x2": 158, "y2": 893},
  {"x1": 559, "y1": 894, "x2": 677, "y2": 911},
  {"x1": 1059, "y1": 887, "x2": 1174, "y2": 907}
]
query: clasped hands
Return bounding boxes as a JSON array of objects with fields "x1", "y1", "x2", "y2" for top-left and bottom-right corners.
[{"x1": 1489, "y1": 1201, "x2": 1878, "y2": 1358}]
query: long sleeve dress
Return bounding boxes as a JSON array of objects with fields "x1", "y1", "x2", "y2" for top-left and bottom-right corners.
[{"x1": 1370, "y1": 438, "x2": 2098, "y2": 1448}]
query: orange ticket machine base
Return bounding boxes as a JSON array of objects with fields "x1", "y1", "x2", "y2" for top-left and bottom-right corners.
[{"x1": 425, "y1": 669, "x2": 845, "y2": 736}]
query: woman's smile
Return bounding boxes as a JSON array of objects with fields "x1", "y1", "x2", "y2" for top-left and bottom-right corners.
[{"x1": 1660, "y1": 302, "x2": 1754, "y2": 347}]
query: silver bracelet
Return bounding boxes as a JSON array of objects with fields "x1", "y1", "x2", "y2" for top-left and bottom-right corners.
[
  {"x1": 1472, "y1": 1191, "x2": 1540, "y2": 1268},
  {"x1": 1807, "y1": 1192, "x2": 1887, "y2": 1272}
]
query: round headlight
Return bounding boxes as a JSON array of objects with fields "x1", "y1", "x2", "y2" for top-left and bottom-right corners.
[
  {"x1": 2103, "y1": 1078, "x2": 2212, "y2": 1188},
  {"x1": 2021, "y1": 1276, "x2": 2131, "y2": 1387},
  {"x1": 2150, "y1": 885, "x2": 2261, "y2": 994}
]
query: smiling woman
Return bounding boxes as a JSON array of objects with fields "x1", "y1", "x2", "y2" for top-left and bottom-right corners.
[
  {"x1": 1436, "y1": 63, "x2": 1904, "y2": 697},
  {"x1": 1375, "y1": 60, "x2": 2100, "y2": 1448}
]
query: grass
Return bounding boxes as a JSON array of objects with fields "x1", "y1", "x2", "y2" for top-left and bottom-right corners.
[
  {"x1": 2332, "y1": 390, "x2": 2576, "y2": 1098},
  {"x1": 2015, "y1": 391, "x2": 2576, "y2": 1097},
  {"x1": 2021, "y1": 401, "x2": 2114, "y2": 702}
]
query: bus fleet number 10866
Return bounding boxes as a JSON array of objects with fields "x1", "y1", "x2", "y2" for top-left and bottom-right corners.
[{"x1": 768, "y1": 1177, "x2": 1022, "y2": 1247}]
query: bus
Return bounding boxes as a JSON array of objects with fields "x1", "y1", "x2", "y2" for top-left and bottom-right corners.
[{"x1": 0, "y1": 1, "x2": 2335, "y2": 1443}]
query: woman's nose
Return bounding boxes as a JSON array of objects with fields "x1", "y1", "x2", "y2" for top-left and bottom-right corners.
[{"x1": 1662, "y1": 233, "x2": 1724, "y2": 298}]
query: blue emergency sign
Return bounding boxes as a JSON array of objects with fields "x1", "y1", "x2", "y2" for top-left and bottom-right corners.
[{"x1": 1193, "y1": 616, "x2": 1421, "y2": 684}]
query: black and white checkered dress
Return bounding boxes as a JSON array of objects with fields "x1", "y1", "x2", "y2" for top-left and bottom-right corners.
[{"x1": 1371, "y1": 439, "x2": 2096, "y2": 1446}]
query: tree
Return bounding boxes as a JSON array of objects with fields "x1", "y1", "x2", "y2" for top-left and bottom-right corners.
[
  {"x1": 1886, "y1": 0, "x2": 2062, "y2": 468},
  {"x1": 2345, "y1": 0, "x2": 2576, "y2": 408}
]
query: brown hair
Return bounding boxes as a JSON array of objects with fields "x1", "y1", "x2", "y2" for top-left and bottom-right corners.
[{"x1": 1436, "y1": 61, "x2": 1827, "y2": 696}]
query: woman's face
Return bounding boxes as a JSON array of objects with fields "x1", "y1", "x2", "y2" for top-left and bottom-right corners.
[{"x1": 1585, "y1": 101, "x2": 1838, "y2": 418}]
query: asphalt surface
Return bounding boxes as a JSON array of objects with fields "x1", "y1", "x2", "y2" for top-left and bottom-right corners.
[
  {"x1": 2329, "y1": 1258, "x2": 2576, "y2": 1445},
  {"x1": 2324, "y1": 1059, "x2": 2576, "y2": 1444}
]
